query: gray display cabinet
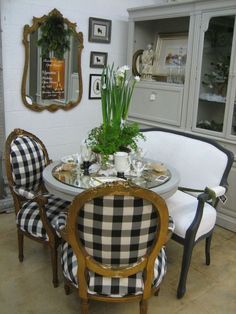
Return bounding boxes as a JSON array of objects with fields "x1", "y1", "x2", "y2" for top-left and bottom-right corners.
[{"x1": 127, "y1": 0, "x2": 236, "y2": 231}]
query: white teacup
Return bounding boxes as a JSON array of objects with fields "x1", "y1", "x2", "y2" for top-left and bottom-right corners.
[{"x1": 114, "y1": 152, "x2": 130, "y2": 174}]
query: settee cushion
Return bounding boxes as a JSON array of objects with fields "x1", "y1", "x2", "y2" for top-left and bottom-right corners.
[{"x1": 166, "y1": 190, "x2": 216, "y2": 240}]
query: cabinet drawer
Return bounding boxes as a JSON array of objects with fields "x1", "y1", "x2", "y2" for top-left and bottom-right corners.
[{"x1": 129, "y1": 84, "x2": 183, "y2": 126}]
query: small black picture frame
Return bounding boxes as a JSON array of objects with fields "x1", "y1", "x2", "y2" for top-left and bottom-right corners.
[
  {"x1": 90, "y1": 51, "x2": 108, "y2": 68},
  {"x1": 88, "y1": 17, "x2": 112, "y2": 43},
  {"x1": 89, "y1": 74, "x2": 102, "y2": 99}
]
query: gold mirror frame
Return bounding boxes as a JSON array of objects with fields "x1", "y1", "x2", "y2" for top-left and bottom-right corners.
[{"x1": 21, "y1": 9, "x2": 84, "y2": 112}]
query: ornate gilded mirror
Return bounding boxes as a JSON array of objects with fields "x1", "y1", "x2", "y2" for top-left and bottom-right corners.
[{"x1": 22, "y1": 9, "x2": 83, "y2": 112}]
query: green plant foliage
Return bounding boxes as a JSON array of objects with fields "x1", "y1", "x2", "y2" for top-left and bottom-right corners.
[
  {"x1": 101, "y1": 64, "x2": 140, "y2": 130},
  {"x1": 87, "y1": 123, "x2": 145, "y2": 160},
  {"x1": 37, "y1": 14, "x2": 72, "y2": 59},
  {"x1": 202, "y1": 56, "x2": 230, "y2": 96}
]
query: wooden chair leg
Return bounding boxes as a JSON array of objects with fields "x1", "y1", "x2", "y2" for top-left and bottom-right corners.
[
  {"x1": 17, "y1": 230, "x2": 24, "y2": 262},
  {"x1": 139, "y1": 300, "x2": 148, "y2": 314},
  {"x1": 177, "y1": 241, "x2": 194, "y2": 299},
  {"x1": 205, "y1": 234, "x2": 212, "y2": 266},
  {"x1": 81, "y1": 299, "x2": 89, "y2": 314},
  {"x1": 50, "y1": 246, "x2": 59, "y2": 288},
  {"x1": 64, "y1": 283, "x2": 71, "y2": 295},
  {"x1": 154, "y1": 288, "x2": 160, "y2": 296}
]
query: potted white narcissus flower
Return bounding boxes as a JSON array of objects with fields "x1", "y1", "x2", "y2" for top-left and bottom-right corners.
[{"x1": 87, "y1": 64, "x2": 145, "y2": 166}]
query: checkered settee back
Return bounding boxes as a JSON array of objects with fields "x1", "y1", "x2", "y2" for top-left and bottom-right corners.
[
  {"x1": 78, "y1": 195, "x2": 158, "y2": 267},
  {"x1": 10, "y1": 135, "x2": 46, "y2": 191}
]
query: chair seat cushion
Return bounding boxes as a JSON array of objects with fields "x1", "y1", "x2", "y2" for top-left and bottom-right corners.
[
  {"x1": 61, "y1": 241, "x2": 167, "y2": 297},
  {"x1": 16, "y1": 193, "x2": 70, "y2": 241},
  {"x1": 166, "y1": 190, "x2": 216, "y2": 241}
]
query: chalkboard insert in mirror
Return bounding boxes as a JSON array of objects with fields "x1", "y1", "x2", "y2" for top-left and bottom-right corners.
[{"x1": 22, "y1": 8, "x2": 83, "y2": 112}]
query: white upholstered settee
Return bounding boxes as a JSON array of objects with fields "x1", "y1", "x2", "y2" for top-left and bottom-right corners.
[{"x1": 138, "y1": 127, "x2": 234, "y2": 298}]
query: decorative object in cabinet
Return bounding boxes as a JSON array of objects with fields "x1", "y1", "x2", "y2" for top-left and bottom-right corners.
[
  {"x1": 132, "y1": 49, "x2": 143, "y2": 76},
  {"x1": 140, "y1": 44, "x2": 154, "y2": 80},
  {"x1": 153, "y1": 32, "x2": 188, "y2": 84}
]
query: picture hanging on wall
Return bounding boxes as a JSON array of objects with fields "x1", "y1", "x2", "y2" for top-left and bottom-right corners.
[
  {"x1": 89, "y1": 74, "x2": 102, "y2": 99},
  {"x1": 90, "y1": 51, "x2": 108, "y2": 68},
  {"x1": 88, "y1": 17, "x2": 112, "y2": 43}
]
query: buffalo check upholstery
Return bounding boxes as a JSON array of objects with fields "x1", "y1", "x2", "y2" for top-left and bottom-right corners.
[
  {"x1": 58, "y1": 195, "x2": 172, "y2": 297},
  {"x1": 17, "y1": 193, "x2": 70, "y2": 240},
  {"x1": 10, "y1": 135, "x2": 46, "y2": 195},
  {"x1": 10, "y1": 135, "x2": 70, "y2": 239},
  {"x1": 5, "y1": 129, "x2": 71, "y2": 287}
]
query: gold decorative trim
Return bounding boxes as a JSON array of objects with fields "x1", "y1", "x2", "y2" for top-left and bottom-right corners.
[{"x1": 21, "y1": 8, "x2": 84, "y2": 112}]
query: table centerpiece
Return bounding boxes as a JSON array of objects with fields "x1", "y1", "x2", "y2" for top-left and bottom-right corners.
[{"x1": 87, "y1": 64, "x2": 145, "y2": 167}]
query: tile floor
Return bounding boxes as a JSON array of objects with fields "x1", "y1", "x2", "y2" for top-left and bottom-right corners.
[{"x1": 0, "y1": 212, "x2": 236, "y2": 314}]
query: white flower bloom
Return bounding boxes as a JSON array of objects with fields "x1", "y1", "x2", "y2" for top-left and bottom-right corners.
[
  {"x1": 102, "y1": 83, "x2": 107, "y2": 89},
  {"x1": 134, "y1": 76, "x2": 140, "y2": 82},
  {"x1": 117, "y1": 65, "x2": 130, "y2": 74},
  {"x1": 123, "y1": 65, "x2": 130, "y2": 71}
]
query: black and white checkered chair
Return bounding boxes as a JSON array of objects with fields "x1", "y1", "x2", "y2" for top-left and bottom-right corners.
[
  {"x1": 137, "y1": 127, "x2": 234, "y2": 298},
  {"x1": 56, "y1": 181, "x2": 170, "y2": 314},
  {"x1": 4, "y1": 128, "x2": 70, "y2": 287}
]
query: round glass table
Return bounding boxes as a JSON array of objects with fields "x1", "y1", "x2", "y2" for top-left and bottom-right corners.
[{"x1": 43, "y1": 160, "x2": 180, "y2": 202}]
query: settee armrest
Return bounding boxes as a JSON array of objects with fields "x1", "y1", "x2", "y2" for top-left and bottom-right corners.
[
  {"x1": 199, "y1": 185, "x2": 226, "y2": 205},
  {"x1": 179, "y1": 185, "x2": 226, "y2": 204}
]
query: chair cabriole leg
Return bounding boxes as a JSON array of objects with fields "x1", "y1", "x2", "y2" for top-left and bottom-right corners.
[
  {"x1": 51, "y1": 246, "x2": 59, "y2": 288},
  {"x1": 154, "y1": 288, "x2": 160, "y2": 296},
  {"x1": 64, "y1": 282, "x2": 71, "y2": 295},
  {"x1": 177, "y1": 241, "x2": 194, "y2": 299},
  {"x1": 17, "y1": 229, "x2": 24, "y2": 262},
  {"x1": 205, "y1": 234, "x2": 212, "y2": 265},
  {"x1": 139, "y1": 300, "x2": 148, "y2": 314},
  {"x1": 81, "y1": 299, "x2": 89, "y2": 314}
]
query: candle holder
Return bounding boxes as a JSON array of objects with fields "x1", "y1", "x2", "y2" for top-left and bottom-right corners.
[
  {"x1": 117, "y1": 172, "x2": 125, "y2": 179},
  {"x1": 83, "y1": 161, "x2": 90, "y2": 176}
]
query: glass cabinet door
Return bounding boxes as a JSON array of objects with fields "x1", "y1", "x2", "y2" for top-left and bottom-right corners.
[
  {"x1": 195, "y1": 15, "x2": 235, "y2": 134},
  {"x1": 230, "y1": 92, "x2": 236, "y2": 136}
]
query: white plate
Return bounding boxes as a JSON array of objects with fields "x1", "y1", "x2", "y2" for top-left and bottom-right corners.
[
  {"x1": 61, "y1": 154, "x2": 80, "y2": 164},
  {"x1": 90, "y1": 176, "x2": 126, "y2": 187}
]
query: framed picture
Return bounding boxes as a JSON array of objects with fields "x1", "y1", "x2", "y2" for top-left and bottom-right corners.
[
  {"x1": 90, "y1": 51, "x2": 108, "y2": 68},
  {"x1": 89, "y1": 74, "x2": 102, "y2": 99},
  {"x1": 152, "y1": 33, "x2": 188, "y2": 77},
  {"x1": 132, "y1": 49, "x2": 143, "y2": 76},
  {"x1": 88, "y1": 17, "x2": 112, "y2": 43}
]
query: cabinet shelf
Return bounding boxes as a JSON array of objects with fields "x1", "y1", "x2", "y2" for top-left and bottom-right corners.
[{"x1": 199, "y1": 93, "x2": 226, "y2": 103}]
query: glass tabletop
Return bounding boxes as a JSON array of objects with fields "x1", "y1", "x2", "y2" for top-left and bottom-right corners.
[{"x1": 52, "y1": 160, "x2": 171, "y2": 190}]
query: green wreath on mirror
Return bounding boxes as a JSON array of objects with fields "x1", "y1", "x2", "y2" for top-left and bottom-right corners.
[{"x1": 37, "y1": 10, "x2": 72, "y2": 59}]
